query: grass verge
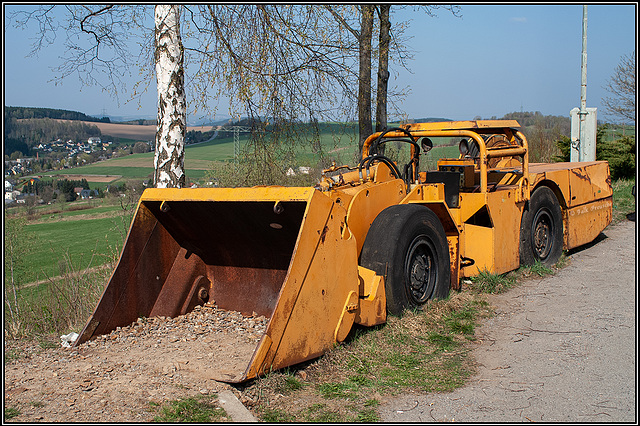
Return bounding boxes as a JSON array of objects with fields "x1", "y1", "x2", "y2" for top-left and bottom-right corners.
[
  {"x1": 243, "y1": 292, "x2": 493, "y2": 422},
  {"x1": 610, "y1": 178, "x2": 636, "y2": 223}
]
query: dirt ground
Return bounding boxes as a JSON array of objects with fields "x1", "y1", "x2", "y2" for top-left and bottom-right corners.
[
  {"x1": 379, "y1": 219, "x2": 637, "y2": 423},
  {"x1": 4, "y1": 305, "x2": 267, "y2": 422},
  {"x1": 4, "y1": 220, "x2": 635, "y2": 422}
]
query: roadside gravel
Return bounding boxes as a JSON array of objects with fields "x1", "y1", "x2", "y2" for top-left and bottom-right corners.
[{"x1": 379, "y1": 219, "x2": 636, "y2": 423}]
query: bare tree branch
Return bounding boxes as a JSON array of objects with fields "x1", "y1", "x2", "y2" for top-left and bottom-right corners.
[{"x1": 601, "y1": 51, "x2": 636, "y2": 124}]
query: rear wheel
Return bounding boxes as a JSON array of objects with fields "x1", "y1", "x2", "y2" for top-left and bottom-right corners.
[
  {"x1": 519, "y1": 186, "x2": 563, "y2": 266},
  {"x1": 360, "y1": 204, "x2": 450, "y2": 316}
]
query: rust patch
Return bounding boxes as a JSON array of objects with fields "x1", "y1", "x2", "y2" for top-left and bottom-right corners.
[
  {"x1": 319, "y1": 225, "x2": 329, "y2": 243},
  {"x1": 447, "y1": 237, "x2": 461, "y2": 291},
  {"x1": 571, "y1": 167, "x2": 592, "y2": 184}
]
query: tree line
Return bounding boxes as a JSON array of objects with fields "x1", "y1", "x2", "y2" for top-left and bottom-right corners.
[
  {"x1": 5, "y1": 106, "x2": 109, "y2": 123},
  {"x1": 4, "y1": 116, "x2": 103, "y2": 157},
  {"x1": 22, "y1": 178, "x2": 89, "y2": 202}
]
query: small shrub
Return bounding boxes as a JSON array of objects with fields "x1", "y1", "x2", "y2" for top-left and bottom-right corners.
[
  {"x1": 153, "y1": 396, "x2": 226, "y2": 423},
  {"x1": 471, "y1": 269, "x2": 517, "y2": 294},
  {"x1": 597, "y1": 136, "x2": 636, "y2": 180},
  {"x1": 555, "y1": 125, "x2": 636, "y2": 180},
  {"x1": 259, "y1": 407, "x2": 295, "y2": 422},
  {"x1": 520, "y1": 261, "x2": 555, "y2": 278},
  {"x1": 4, "y1": 406, "x2": 21, "y2": 421}
]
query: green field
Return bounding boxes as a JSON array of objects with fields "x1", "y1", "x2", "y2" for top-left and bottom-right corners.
[
  {"x1": 33, "y1": 202, "x2": 123, "y2": 220},
  {"x1": 39, "y1": 125, "x2": 465, "y2": 187},
  {"x1": 22, "y1": 209, "x2": 128, "y2": 283},
  {"x1": 601, "y1": 124, "x2": 635, "y2": 142}
]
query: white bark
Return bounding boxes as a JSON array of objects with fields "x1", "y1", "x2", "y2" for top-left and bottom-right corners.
[{"x1": 154, "y1": 5, "x2": 186, "y2": 188}]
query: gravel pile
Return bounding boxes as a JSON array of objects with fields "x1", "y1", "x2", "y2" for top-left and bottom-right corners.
[
  {"x1": 87, "y1": 302, "x2": 269, "y2": 349},
  {"x1": 5, "y1": 303, "x2": 270, "y2": 422}
]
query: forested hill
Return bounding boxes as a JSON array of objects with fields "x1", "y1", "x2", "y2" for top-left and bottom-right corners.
[{"x1": 5, "y1": 106, "x2": 110, "y2": 123}]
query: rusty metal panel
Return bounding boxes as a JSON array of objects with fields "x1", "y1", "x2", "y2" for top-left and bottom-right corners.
[
  {"x1": 144, "y1": 198, "x2": 308, "y2": 317},
  {"x1": 149, "y1": 248, "x2": 208, "y2": 318},
  {"x1": 76, "y1": 202, "x2": 182, "y2": 344},
  {"x1": 447, "y1": 235, "x2": 461, "y2": 291}
]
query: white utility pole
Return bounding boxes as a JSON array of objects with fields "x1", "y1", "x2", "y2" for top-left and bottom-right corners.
[
  {"x1": 579, "y1": 5, "x2": 588, "y2": 162},
  {"x1": 571, "y1": 5, "x2": 597, "y2": 162}
]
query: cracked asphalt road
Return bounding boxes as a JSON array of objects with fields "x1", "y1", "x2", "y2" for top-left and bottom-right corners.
[{"x1": 379, "y1": 219, "x2": 636, "y2": 423}]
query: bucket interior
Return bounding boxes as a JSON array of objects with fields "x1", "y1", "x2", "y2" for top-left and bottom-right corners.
[{"x1": 143, "y1": 199, "x2": 307, "y2": 318}]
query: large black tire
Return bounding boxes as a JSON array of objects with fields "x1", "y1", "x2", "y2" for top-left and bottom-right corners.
[
  {"x1": 360, "y1": 204, "x2": 450, "y2": 316},
  {"x1": 519, "y1": 186, "x2": 563, "y2": 266}
]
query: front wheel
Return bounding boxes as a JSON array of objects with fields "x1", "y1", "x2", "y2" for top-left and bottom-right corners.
[
  {"x1": 360, "y1": 204, "x2": 451, "y2": 316},
  {"x1": 519, "y1": 186, "x2": 563, "y2": 266}
]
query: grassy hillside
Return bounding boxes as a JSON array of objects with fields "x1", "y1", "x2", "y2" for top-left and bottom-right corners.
[{"x1": 40, "y1": 123, "x2": 466, "y2": 186}]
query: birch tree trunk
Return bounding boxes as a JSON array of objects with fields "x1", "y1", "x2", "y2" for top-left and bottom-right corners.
[{"x1": 154, "y1": 5, "x2": 186, "y2": 188}]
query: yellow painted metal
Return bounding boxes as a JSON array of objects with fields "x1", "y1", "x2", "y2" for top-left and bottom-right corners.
[
  {"x1": 140, "y1": 186, "x2": 315, "y2": 203},
  {"x1": 354, "y1": 266, "x2": 387, "y2": 326},
  {"x1": 402, "y1": 184, "x2": 459, "y2": 235},
  {"x1": 76, "y1": 119, "x2": 614, "y2": 383},
  {"x1": 529, "y1": 161, "x2": 612, "y2": 209},
  {"x1": 334, "y1": 291, "x2": 359, "y2": 342},
  {"x1": 566, "y1": 197, "x2": 613, "y2": 248},
  {"x1": 345, "y1": 178, "x2": 406, "y2": 254},
  {"x1": 248, "y1": 189, "x2": 360, "y2": 380},
  {"x1": 528, "y1": 160, "x2": 612, "y2": 250},
  {"x1": 361, "y1": 120, "x2": 530, "y2": 198},
  {"x1": 405, "y1": 181, "x2": 447, "y2": 203},
  {"x1": 401, "y1": 120, "x2": 522, "y2": 132},
  {"x1": 457, "y1": 189, "x2": 523, "y2": 277},
  {"x1": 461, "y1": 223, "x2": 494, "y2": 276}
]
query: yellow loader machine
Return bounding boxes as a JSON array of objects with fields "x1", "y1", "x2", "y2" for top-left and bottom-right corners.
[{"x1": 76, "y1": 120, "x2": 612, "y2": 382}]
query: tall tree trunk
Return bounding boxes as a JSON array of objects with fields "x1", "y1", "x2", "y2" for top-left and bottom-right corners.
[
  {"x1": 375, "y1": 5, "x2": 390, "y2": 134},
  {"x1": 358, "y1": 5, "x2": 374, "y2": 155},
  {"x1": 154, "y1": 5, "x2": 186, "y2": 188}
]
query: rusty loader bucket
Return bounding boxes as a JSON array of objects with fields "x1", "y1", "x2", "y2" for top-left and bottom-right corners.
[{"x1": 76, "y1": 187, "x2": 384, "y2": 382}]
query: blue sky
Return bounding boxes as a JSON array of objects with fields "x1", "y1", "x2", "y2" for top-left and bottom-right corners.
[{"x1": 3, "y1": 4, "x2": 637, "y2": 124}]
